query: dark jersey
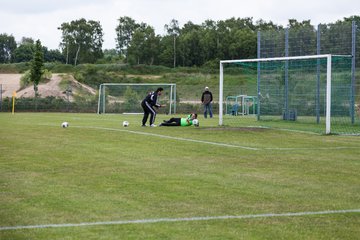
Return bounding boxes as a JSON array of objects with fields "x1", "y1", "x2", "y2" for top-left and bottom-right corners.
[
  {"x1": 143, "y1": 91, "x2": 160, "y2": 107},
  {"x1": 201, "y1": 91, "x2": 213, "y2": 104}
]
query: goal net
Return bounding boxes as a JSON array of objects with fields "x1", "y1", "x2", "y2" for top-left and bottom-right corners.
[
  {"x1": 97, "y1": 83, "x2": 176, "y2": 114},
  {"x1": 219, "y1": 54, "x2": 360, "y2": 135}
]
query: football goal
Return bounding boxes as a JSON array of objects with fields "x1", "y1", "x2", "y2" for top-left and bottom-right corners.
[
  {"x1": 219, "y1": 54, "x2": 359, "y2": 135},
  {"x1": 97, "y1": 83, "x2": 176, "y2": 114}
]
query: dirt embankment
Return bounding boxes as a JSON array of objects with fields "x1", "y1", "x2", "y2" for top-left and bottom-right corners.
[
  {"x1": 0, "y1": 74, "x2": 21, "y2": 98},
  {"x1": 0, "y1": 73, "x2": 96, "y2": 99}
]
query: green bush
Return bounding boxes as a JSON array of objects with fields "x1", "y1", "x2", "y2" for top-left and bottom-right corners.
[
  {"x1": 0, "y1": 62, "x2": 30, "y2": 73},
  {"x1": 19, "y1": 69, "x2": 53, "y2": 89},
  {"x1": 44, "y1": 63, "x2": 75, "y2": 73},
  {"x1": 123, "y1": 86, "x2": 141, "y2": 111},
  {"x1": 0, "y1": 96, "x2": 97, "y2": 113}
]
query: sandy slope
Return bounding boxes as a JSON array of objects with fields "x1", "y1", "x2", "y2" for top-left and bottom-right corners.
[
  {"x1": 0, "y1": 74, "x2": 21, "y2": 98},
  {"x1": 0, "y1": 73, "x2": 96, "y2": 99}
]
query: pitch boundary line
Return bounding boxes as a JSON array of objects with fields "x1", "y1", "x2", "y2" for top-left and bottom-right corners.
[
  {"x1": 40, "y1": 124, "x2": 360, "y2": 151},
  {"x1": 1, "y1": 209, "x2": 359, "y2": 231},
  {"x1": 78, "y1": 126, "x2": 259, "y2": 150},
  {"x1": 263, "y1": 146, "x2": 359, "y2": 150},
  {"x1": 73, "y1": 126, "x2": 358, "y2": 151}
]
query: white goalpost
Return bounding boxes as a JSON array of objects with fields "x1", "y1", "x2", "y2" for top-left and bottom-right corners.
[
  {"x1": 97, "y1": 83, "x2": 176, "y2": 115},
  {"x1": 219, "y1": 54, "x2": 354, "y2": 134}
]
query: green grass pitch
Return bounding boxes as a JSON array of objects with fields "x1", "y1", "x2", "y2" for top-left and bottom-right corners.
[{"x1": 0, "y1": 113, "x2": 359, "y2": 239}]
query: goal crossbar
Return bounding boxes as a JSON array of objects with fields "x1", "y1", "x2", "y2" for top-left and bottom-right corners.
[{"x1": 220, "y1": 54, "x2": 349, "y2": 64}]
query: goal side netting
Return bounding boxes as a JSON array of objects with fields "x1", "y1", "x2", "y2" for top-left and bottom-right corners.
[
  {"x1": 219, "y1": 54, "x2": 359, "y2": 135},
  {"x1": 97, "y1": 83, "x2": 176, "y2": 114}
]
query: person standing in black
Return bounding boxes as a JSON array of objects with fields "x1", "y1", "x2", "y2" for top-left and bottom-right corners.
[
  {"x1": 201, "y1": 86, "x2": 213, "y2": 118},
  {"x1": 141, "y1": 87, "x2": 163, "y2": 127}
]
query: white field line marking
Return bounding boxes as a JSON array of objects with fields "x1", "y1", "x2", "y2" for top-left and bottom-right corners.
[
  {"x1": 273, "y1": 127, "x2": 360, "y2": 136},
  {"x1": 79, "y1": 126, "x2": 359, "y2": 151},
  {"x1": 248, "y1": 125, "x2": 318, "y2": 134},
  {"x1": 263, "y1": 146, "x2": 360, "y2": 150},
  {"x1": 77, "y1": 126, "x2": 259, "y2": 151},
  {"x1": 1, "y1": 209, "x2": 359, "y2": 231},
  {"x1": 40, "y1": 124, "x2": 360, "y2": 151}
]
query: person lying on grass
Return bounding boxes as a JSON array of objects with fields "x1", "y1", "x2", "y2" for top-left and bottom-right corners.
[{"x1": 159, "y1": 113, "x2": 198, "y2": 126}]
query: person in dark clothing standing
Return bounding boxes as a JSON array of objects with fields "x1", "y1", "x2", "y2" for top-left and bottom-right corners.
[
  {"x1": 201, "y1": 86, "x2": 213, "y2": 118},
  {"x1": 141, "y1": 87, "x2": 163, "y2": 127}
]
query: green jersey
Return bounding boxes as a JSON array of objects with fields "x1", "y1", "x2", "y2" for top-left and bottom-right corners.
[{"x1": 180, "y1": 114, "x2": 193, "y2": 126}]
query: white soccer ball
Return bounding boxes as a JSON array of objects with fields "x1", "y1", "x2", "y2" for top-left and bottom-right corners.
[
  {"x1": 61, "y1": 122, "x2": 69, "y2": 128},
  {"x1": 122, "y1": 121, "x2": 129, "y2": 127},
  {"x1": 192, "y1": 119, "x2": 199, "y2": 127}
]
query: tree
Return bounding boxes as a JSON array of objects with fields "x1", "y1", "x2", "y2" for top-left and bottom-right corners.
[
  {"x1": 256, "y1": 19, "x2": 283, "y2": 31},
  {"x1": 127, "y1": 27, "x2": 144, "y2": 64},
  {"x1": 178, "y1": 21, "x2": 205, "y2": 66},
  {"x1": 141, "y1": 26, "x2": 160, "y2": 65},
  {"x1": 164, "y1": 19, "x2": 180, "y2": 68},
  {"x1": 342, "y1": 15, "x2": 360, "y2": 62},
  {"x1": 12, "y1": 41, "x2": 34, "y2": 62},
  {"x1": 30, "y1": 40, "x2": 44, "y2": 99},
  {"x1": 125, "y1": 23, "x2": 160, "y2": 65},
  {"x1": 115, "y1": 16, "x2": 140, "y2": 59},
  {"x1": 100, "y1": 48, "x2": 124, "y2": 63},
  {"x1": 0, "y1": 33, "x2": 17, "y2": 63},
  {"x1": 319, "y1": 17, "x2": 358, "y2": 61},
  {"x1": 43, "y1": 47, "x2": 66, "y2": 63},
  {"x1": 200, "y1": 20, "x2": 220, "y2": 61},
  {"x1": 59, "y1": 18, "x2": 104, "y2": 65},
  {"x1": 123, "y1": 86, "x2": 140, "y2": 111},
  {"x1": 287, "y1": 19, "x2": 316, "y2": 56},
  {"x1": 19, "y1": 37, "x2": 34, "y2": 45},
  {"x1": 158, "y1": 35, "x2": 174, "y2": 67}
]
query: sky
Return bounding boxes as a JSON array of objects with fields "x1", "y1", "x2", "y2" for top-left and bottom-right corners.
[{"x1": 0, "y1": 0, "x2": 359, "y2": 50}]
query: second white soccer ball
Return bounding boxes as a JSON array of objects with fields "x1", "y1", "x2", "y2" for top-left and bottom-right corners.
[
  {"x1": 61, "y1": 122, "x2": 69, "y2": 128},
  {"x1": 192, "y1": 119, "x2": 199, "y2": 127},
  {"x1": 122, "y1": 121, "x2": 129, "y2": 127}
]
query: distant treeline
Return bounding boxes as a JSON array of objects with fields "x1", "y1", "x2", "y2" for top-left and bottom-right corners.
[{"x1": 0, "y1": 16, "x2": 359, "y2": 68}]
